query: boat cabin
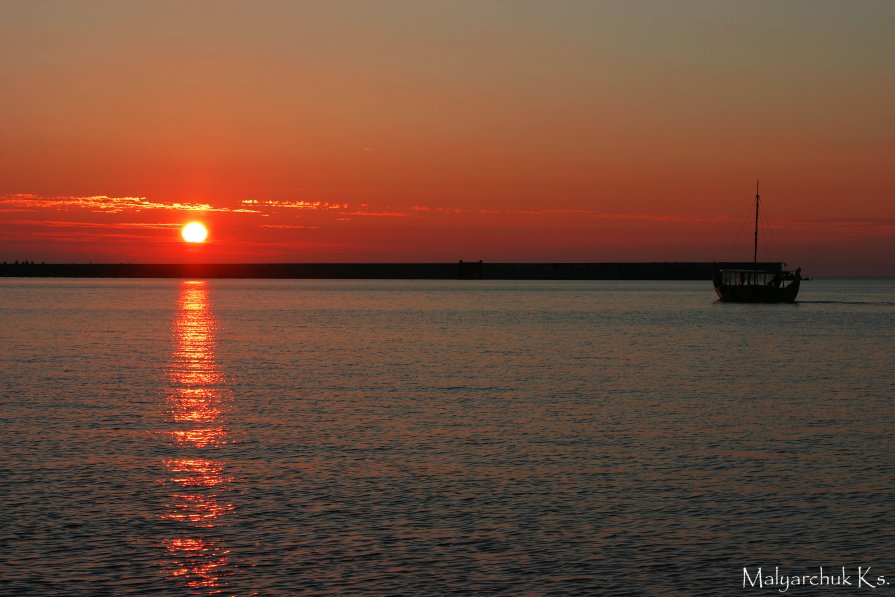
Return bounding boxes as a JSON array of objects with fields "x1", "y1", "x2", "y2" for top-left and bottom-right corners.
[{"x1": 717, "y1": 269, "x2": 790, "y2": 288}]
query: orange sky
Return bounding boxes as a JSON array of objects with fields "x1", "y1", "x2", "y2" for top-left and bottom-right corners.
[{"x1": 1, "y1": 1, "x2": 893, "y2": 275}]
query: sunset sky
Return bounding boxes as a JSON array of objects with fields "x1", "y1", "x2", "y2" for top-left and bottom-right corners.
[{"x1": 2, "y1": 1, "x2": 892, "y2": 275}]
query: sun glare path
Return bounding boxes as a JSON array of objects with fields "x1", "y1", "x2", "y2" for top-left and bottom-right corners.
[
  {"x1": 181, "y1": 222, "x2": 208, "y2": 243},
  {"x1": 162, "y1": 281, "x2": 234, "y2": 592}
]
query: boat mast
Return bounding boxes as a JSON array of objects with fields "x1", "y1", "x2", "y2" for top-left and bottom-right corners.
[{"x1": 753, "y1": 179, "x2": 760, "y2": 265}]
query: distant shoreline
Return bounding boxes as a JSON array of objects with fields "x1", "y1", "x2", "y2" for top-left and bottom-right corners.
[{"x1": 0, "y1": 261, "x2": 780, "y2": 280}]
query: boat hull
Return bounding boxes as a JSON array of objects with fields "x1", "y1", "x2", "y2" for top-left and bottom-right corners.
[{"x1": 713, "y1": 277, "x2": 800, "y2": 303}]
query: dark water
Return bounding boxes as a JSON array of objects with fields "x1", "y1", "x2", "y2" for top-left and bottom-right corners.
[{"x1": 1, "y1": 278, "x2": 893, "y2": 595}]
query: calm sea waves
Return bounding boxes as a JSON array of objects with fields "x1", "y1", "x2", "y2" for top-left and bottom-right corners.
[{"x1": 1, "y1": 278, "x2": 893, "y2": 595}]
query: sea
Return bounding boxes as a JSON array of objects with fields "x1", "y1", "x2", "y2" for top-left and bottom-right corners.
[{"x1": 1, "y1": 278, "x2": 893, "y2": 595}]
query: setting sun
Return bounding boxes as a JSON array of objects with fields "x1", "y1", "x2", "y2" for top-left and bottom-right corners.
[{"x1": 181, "y1": 222, "x2": 208, "y2": 244}]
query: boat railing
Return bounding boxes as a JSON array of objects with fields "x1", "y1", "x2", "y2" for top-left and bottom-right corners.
[{"x1": 719, "y1": 269, "x2": 791, "y2": 288}]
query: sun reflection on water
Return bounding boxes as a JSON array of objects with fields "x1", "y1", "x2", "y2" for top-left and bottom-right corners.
[
  {"x1": 161, "y1": 280, "x2": 235, "y2": 593},
  {"x1": 162, "y1": 537, "x2": 231, "y2": 592}
]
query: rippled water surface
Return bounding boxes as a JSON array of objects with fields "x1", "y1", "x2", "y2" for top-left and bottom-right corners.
[{"x1": 2, "y1": 278, "x2": 893, "y2": 595}]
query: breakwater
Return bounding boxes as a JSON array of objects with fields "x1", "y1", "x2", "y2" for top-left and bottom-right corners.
[{"x1": 0, "y1": 261, "x2": 751, "y2": 280}]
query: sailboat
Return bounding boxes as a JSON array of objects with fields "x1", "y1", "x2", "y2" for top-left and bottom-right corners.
[{"x1": 712, "y1": 181, "x2": 801, "y2": 303}]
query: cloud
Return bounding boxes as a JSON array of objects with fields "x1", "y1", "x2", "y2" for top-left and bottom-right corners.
[
  {"x1": 2, "y1": 219, "x2": 182, "y2": 229},
  {"x1": 242, "y1": 199, "x2": 348, "y2": 210},
  {"x1": 0, "y1": 194, "x2": 260, "y2": 214},
  {"x1": 239, "y1": 199, "x2": 412, "y2": 218},
  {"x1": 775, "y1": 217, "x2": 895, "y2": 239},
  {"x1": 8, "y1": 194, "x2": 888, "y2": 240},
  {"x1": 409, "y1": 204, "x2": 735, "y2": 222},
  {"x1": 0, "y1": 219, "x2": 188, "y2": 244},
  {"x1": 344, "y1": 210, "x2": 411, "y2": 217}
]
